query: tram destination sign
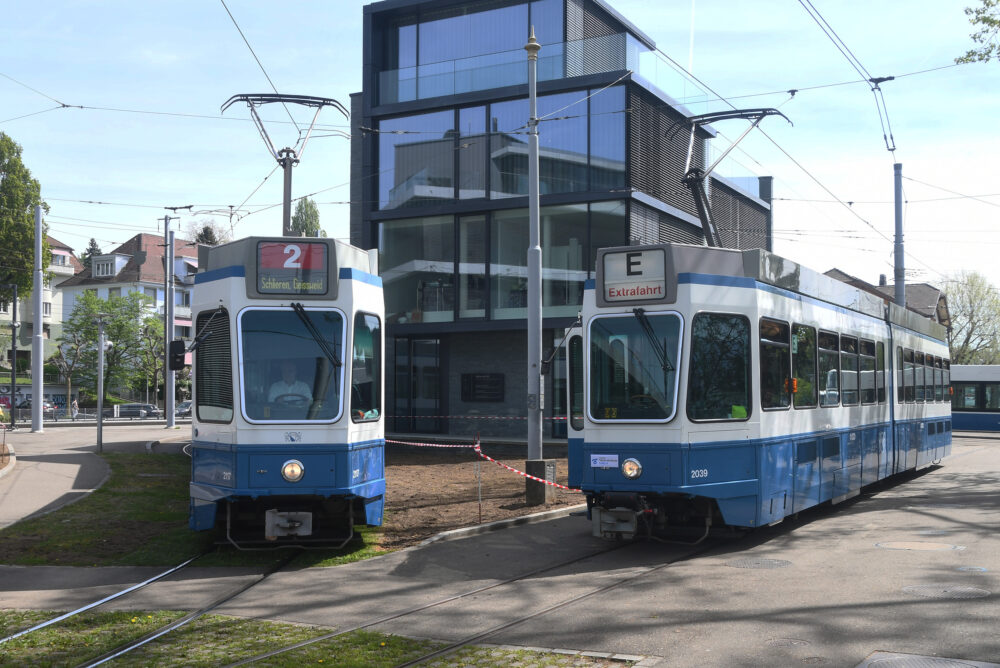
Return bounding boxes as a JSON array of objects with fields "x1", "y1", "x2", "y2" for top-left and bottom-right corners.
[
  {"x1": 599, "y1": 247, "x2": 670, "y2": 305},
  {"x1": 257, "y1": 241, "x2": 329, "y2": 295}
]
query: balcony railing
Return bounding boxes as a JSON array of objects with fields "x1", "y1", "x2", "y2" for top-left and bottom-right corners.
[{"x1": 378, "y1": 33, "x2": 627, "y2": 105}]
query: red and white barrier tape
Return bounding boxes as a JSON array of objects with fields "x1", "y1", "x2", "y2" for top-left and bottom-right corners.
[{"x1": 386, "y1": 437, "x2": 581, "y2": 492}]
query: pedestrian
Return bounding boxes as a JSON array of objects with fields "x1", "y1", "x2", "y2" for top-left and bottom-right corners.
[{"x1": 71, "y1": 398, "x2": 79, "y2": 420}]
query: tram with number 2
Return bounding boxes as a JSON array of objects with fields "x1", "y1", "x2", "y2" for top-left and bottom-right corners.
[
  {"x1": 174, "y1": 236, "x2": 384, "y2": 547},
  {"x1": 566, "y1": 243, "x2": 951, "y2": 540}
]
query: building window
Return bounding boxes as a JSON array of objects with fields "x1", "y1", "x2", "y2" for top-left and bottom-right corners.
[
  {"x1": 491, "y1": 208, "x2": 528, "y2": 319},
  {"x1": 94, "y1": 260, "x2": 114, "y2": 277},
  {"x1": 590, "y1": 85, "x2": 627, "y2": 191},
  {"x1": 0, "y1": 301, "x2": 7, "y2": 314},
  {"x1": 108, "y1": 287, "x2": 121, "y2": 299},
  {"x1": 379, "y1": 110, "x2": 455, "y2": 210},
  {"x1": 42, "y1": 302, "x2": 51, "y2": 317},
  {"x1": 51, "y1": 254, "x2": 68, "y2": 266},
  {"x1": 380, "y1": 216, "x2": 454, "y2": 324},
  {"x1": 459, "y1": 106, "x2": 487, "y2": 200},
  {"x1": 459, "y1": 215, "x2": 486, "y2": 318}
]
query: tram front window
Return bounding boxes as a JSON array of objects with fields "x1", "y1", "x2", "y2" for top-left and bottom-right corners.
[
  {"x1": 239, "y1": 308, "x2": 344, "y2": 422},
  {"x1": 589, "y1": 312, "x2": 681, "y2": 421}
]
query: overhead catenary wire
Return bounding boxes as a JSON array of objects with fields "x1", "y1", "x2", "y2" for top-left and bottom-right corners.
[{"x1": 218, "y1": 0, "x2": 300, "y2": 135}]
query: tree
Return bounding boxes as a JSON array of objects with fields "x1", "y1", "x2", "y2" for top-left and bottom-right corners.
[
  {"x1": 185, "y1": 219, "x2": 231, "y2": 247},
  {"x1": 957, "y1": 0, "x2": 1000, "y2": 63},
  {"x1": 135, "y1": 314, "x2": 165, "y2": 406},
  {"x1": 946, "y1": 271, "x2": 1000, "y2": 364},
  {"x1": 80, "y1": 238, "x2": 102, "y2": 271},
  {"x1": 63, "y1": 291, "x2": 149, "y2": 401},
  {"x1": 51, "y1": 327, "x2": 88, "y2": 411},
  {"x1": 290, "y1": 197, "x2": 326, "y2": 237},
  {"x1": 0, "y1": 132, "x2": 50, "y2": 297}
]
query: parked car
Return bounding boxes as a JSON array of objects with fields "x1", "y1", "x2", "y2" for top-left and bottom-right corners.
[
  {"x1": 175, "y1": 400, "x2": 192, "y2": 417},
  {"x1": 16, "y1": 399, "x2": 55, "y2": 412}
]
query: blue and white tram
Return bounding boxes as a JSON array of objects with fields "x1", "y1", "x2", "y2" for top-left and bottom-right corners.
[
  {"x1": 950, "y1": 365, "x2": 1000, "y2": 431},
  {"x1": 567, "y1": 243, "x2": 952, "y2": 540},
  {"x1": 184, "y1": 236, "x2": 384, "y2": 546}
]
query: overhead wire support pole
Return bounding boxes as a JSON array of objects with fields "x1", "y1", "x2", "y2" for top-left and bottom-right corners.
[
  {"x1": 221, "y1": 93, "x2": 349, "y2": 237},
  {"x1": 160, "y1": 212, "x2": 182, "y2": 425},
  {"x1": 894, "y1": 163, "x2": 905, "y2": 307}
]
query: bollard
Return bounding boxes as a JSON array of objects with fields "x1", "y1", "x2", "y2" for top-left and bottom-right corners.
[{"x1": 525, "y1": 459, "x2": 557, "y2": 506}]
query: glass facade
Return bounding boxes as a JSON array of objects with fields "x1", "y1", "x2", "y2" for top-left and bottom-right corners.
[
  {"x1": 379, "y1": 0, "x2": 564, "y2": 104},
  {"x1": 379, "y1": 202, "x2": 623, "y2": 324},
  {"x1": 378, "y1": 87, "x2": 626, "y2": 210},
  {"x1": 379, "y1": 110, "x2": 455, "y2": 210},
  {"x1": 380, "y1": 216, "x2": 454, "y2": 325}
]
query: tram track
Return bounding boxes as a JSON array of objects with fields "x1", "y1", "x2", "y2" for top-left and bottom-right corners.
[{"x1": 222, "y1": 534, "x2": 729, "y2": 667}]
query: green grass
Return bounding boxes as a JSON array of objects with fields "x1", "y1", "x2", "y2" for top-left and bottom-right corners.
[
  {"x1": 0, "y1": 611, "x2": 442, "y2": 668},
  {"x1": 0, "y1": 452, "x2": 388, "y2": 568}
]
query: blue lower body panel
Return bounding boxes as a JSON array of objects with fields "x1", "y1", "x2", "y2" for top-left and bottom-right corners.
[
  {"x1": 189, "y1": 439, "x2": 385, "y2": 532},
  {"x1": 581, "y1": 421, "x2": 949, "y2": 531}
]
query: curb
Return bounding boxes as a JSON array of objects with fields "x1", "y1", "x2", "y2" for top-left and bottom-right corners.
[
  {"x1": 0, "y1": 443, "x2": 15, "y2": 482},
  {"x1": 418, "y1": 503, "x2": 588, "y2": 546}
]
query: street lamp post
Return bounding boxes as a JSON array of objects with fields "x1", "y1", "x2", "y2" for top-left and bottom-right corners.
[
  {"x1": 95, "y1": 313, "x2": 108, "y2": 453},
  {"x1": 3, "y1": 283, "x2": 17, "y2": 430}
]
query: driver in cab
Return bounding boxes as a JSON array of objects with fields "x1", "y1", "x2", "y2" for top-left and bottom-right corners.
[{"x1": 268, "y1": 361, "x2": 313, "y2": 405}]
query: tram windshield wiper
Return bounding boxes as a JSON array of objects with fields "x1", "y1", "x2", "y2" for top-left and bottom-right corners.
[
  {"x1": 187, "y1": 306, "x2": 224, "y2": 352},
  {"x1": 633, "y1": 308, "x2": 674, "y2": 372},
  {"x1": 290, "y1": 302, "x2": 342, "y2": 368}
]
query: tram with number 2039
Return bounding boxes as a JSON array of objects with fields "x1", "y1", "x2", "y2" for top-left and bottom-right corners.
[
  {"x1": 566, "y1": 243, "x2": 951, "y2": 540},
  {"x1": 173, "y1": 236, "x2": 384, "y2": 547}
]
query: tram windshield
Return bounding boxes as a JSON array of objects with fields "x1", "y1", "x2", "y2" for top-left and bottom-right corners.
[
  {"x1": 239, "y1": 307, "x2": 345, "y2": 422},
  {"x1": 589, "y1": 312, "x2": 682, "y2": 421}
]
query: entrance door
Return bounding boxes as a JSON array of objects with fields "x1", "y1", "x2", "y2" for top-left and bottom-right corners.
[{"x1": 392, "y1": 338, "x2": 443, "y2": 433}]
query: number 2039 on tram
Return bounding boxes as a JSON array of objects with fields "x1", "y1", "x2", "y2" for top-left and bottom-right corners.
[
  {"x1": 174, "y1": 237, "x2": 384, "y2": 547},
  {"x1": 566, "y1": 243, "x2": 951, "y2": 541}
]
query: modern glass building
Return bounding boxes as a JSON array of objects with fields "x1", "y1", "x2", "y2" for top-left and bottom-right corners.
[{"x1": 351, "y1": 0, "x2": 774, "y2": 439}]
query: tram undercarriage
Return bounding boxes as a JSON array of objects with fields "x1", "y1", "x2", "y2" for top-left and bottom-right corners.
[
  {"x1": 220, "y1": 495, "x2": 374, "y2": 549},
  {"x1": 588, "y1": 492, "x2": 728, "y2": 542}
]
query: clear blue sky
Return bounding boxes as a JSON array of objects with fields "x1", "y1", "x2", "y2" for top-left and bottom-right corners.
[{"x1": 3, "y1": 1, "x2": 998, "y2": 292}]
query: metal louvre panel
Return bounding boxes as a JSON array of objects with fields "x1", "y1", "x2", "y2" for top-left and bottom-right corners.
[
  {"x1": 566, "y1": 33, "x2": 627, "y2": 78},
  {"x1": 582, "y1": 0, "x2": 620, "y2": 38},
  {"x1": 711, "y1": 181, "x2": 769, "y2": 250},
  {"x1": 195, "y1": 309, "x2": 233, "y2": 412},
  {"x1": 629, "y1": 88, "x2": 702, "y2": 218},
  {"x1": 630, "y1": 200, "x2": 703, "y2": 245}
]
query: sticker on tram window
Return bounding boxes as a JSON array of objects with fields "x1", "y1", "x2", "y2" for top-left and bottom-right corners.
[
  {"x1": 591, "y1": 454, "x2": 619, "y2": 468},
  {"x1": 257, "y1": 241, "x2": 328, "y2": 295}
]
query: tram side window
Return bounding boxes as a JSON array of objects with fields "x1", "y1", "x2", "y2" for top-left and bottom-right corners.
[
  {"x1": 687, "y1": 313, "x2": 751, "y2": 421},
  {"x1": 840, "y1": 336, "x2": 859, "y2": 405},
  {"x1": 818, "y1": 331, "x2": 840, "y2": 407},
  {"x1": 351, "y1": 313, "x2": 382, "y2": 422},
  {"x1": 876, "y1": 342, "x2": 886, "y2": 403},
  {"x1": 986, "y1": 383, "x2": 1000, "y2": 410},
  {"x1": 943, "y1": 360, "x2": 950, "y2": 400},
  {"x1": 568, "y1": 335, "x2": 584, "y2": 430},
  {"x1": 914, "y1": 352, "x2": 926, "y2": 402},
  {"x1": 792, "y1": 324, "x2": 817, "y2": 408},
  {"x1": 760, "y1": 319, "x2": 791, "y2": 410},
  {"x1": 952, "y1": 382, "x2": 978, "y2": 411},
  {"x1": 933, "y1": 357, "x2": 943, "y2": 402},
  {"x1": 903, "y1": 349, "x2": 915, "y2": 402},
  {"x1": 195, "y1": 308, "x2": 233, "y2": 423},
  {"x1": 859, "y1": 339, "x2": 876, "y2": 404}
]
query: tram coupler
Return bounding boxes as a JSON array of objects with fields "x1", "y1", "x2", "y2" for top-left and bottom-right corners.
[
  {"x1": 265, "y1": 509, "x2": 313, "y2": 541},
  {"x1": 592, "y1": 506, "x2": 639, "y2": 540}
]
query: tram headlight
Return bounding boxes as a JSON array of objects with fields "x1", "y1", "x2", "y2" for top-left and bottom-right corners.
[
  {"x1": 281, "y1": 459, "x2": 305, "y2": 482},
  {"x1": 621, "y1": 458, "x2": 642, "y2": 479}
]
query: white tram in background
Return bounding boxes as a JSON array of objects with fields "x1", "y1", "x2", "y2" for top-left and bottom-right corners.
[
  {"x1": 180, "y1": 237, "x2": 384, "y2": 547},
  {"x1": 566, "y1": 243, "x2": 951, "y2": 540}
]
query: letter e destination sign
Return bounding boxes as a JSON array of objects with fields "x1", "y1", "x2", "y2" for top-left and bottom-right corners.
[
  {"x1": 257, "y1": 241, "x2": 328, "y2": 295},
  {"x1": 602, "y1": 249, "x2": 666, "y2": 302}
]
